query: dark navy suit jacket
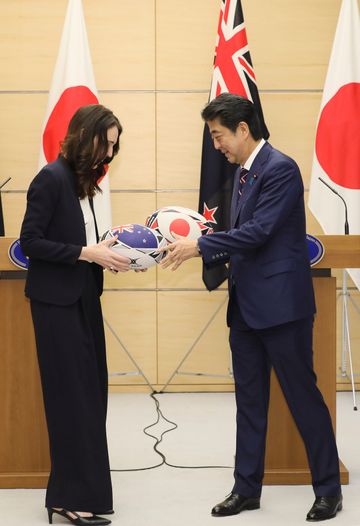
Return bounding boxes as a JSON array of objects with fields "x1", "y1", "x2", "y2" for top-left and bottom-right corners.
[
  {"x1": 20, "y1": 156, "x2": 103, "y2": 305},
  {"x1": 198, "y1": 142, "x2": 316, "y2": 329}
]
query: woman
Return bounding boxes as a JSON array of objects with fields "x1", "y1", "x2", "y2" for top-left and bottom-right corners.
[{"x1": 20, "y1": 105, "x2": 130, "y2": 525}]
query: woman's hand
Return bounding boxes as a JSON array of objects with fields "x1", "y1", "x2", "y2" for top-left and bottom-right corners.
[{"x1": 79, "y1": 238, "x2": 131, "y2": 272}]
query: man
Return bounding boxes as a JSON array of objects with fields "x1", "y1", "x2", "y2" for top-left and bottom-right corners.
[{"x1": 160, "y1": 93, "x2": 342, "y2": 522}]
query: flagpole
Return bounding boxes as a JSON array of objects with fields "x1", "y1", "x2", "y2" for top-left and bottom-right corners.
[{"x1": 339, "y1": 271, "x2": 359, "y2": 410}]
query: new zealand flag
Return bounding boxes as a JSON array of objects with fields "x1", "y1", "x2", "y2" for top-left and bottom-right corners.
[{"x1": 199, "y1": 0, "x2": 269, "y2": 291}]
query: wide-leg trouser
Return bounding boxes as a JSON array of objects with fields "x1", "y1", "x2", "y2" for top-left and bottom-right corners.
[{"x1": 30, "y1": 265, "x2": 112, "y2": 511}]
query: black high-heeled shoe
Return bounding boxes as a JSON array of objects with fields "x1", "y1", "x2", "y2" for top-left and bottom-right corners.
[{"x1": 47, "y1": 508, "x2": 111, "y2": 525}]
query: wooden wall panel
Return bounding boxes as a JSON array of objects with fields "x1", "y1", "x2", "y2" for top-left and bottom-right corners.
[
  {"x1": 260, "y1": 93, "x2": 322, "y2": 189},
  {"x1": 156, "y1": 0, "x2": 219, "y2": 90},
  {"x1": 85, "y1": 0, "x2": 155, "y2": 90},
  {"x1": 241, "y1": 0, "x2": 341, "y2": 90},
  {"x1": 110, "y1": 191, "x2": 156, "y2": 230},
  {"x1": 100, "y1": 93, "x2": 156, "y2": 190},
  {"x1": 0, "y1": 94, "x2": 47, "y2": 190},
  {"x1": 0, "y1": 0, "x2": 155, "y2": 91},
  {"x1": 305, "y1": 206, "x2": 324, "y2": 236},
  {"x1": 0, "y1": 0, "x2": 66, "y2": 90},
  {"x1": 157, "y1": 291, "x2": 231, "y2": 387},
  {"x1": 102, "y1": 291, "x2": 157, "y2": 386},
  {"x1": 156, "y1": 192, "x2": 200, "y2": 220},
  {"x1": 1, "y1": 193, "x2": 27, "y2": 238},
  {"x1": 157, "y1": 92, "x2": 208, "y2": 190},
  {"x1": 104, "y1": 263, "x2": 157, "y2": 291},
  {"x1": 157, "y1": 256, "x2": 204, "y2": 291}
]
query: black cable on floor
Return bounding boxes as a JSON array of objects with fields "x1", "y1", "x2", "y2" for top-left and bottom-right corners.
[
  {"x1": 111, "y1": 391, "x2": 232, "y2": 473},
  {"x1": 155, "y1": 392, "x2": 233, "y2": 470},
  {"x1": 111, "y1": 393, "x2": 167, "y2": 472}
]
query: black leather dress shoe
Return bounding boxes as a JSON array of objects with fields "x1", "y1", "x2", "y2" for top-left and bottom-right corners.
[
  {"x1": 211, "y1": 493, "x2": 260, "y2": 516},
  {"x1": 91, "y1": 511, "x2": 114, "y2": 516},
  {"x1": 306, "y1": 495, "x2": 343, "y2": 521}
]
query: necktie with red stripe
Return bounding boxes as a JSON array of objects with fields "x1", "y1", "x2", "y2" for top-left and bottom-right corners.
[{"x1": 238, "y1": 167, "x2": 249, "y2": 197}]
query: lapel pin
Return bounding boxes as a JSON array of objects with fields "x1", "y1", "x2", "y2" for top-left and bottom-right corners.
[{"x1": 249, "y1": 174, "x2": 258, "y2": 185}]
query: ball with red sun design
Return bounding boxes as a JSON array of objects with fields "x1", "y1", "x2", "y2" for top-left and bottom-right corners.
[{"x1": 145, "y1": 206, "x2": 214, "y2": 243}]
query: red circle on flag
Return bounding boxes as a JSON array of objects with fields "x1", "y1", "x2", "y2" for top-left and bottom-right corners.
[
  {"x1": 43, "y1": 85, "x2": 98, "y2": 163},
  {"x1": 169, "y1": 218, "x2": 191, "y2": 237},
  {"x1": 315, "y1": 82, "x2": 360, "y2": 190}
]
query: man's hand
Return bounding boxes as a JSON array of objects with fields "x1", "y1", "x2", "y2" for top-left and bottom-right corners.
[{"x1": 159, "y1": 234, "x2": 200, "y2": 271}]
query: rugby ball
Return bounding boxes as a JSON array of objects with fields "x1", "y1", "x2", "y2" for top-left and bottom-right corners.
[
  {"x1": 101, "y1": 224, "x2": 167, "y2": 270},
  {"x1": 145, "y1": 206, "x2": 213, "y2": 243}
]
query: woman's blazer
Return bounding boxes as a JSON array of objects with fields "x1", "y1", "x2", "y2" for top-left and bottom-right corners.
[{"x1": 20, "y1": 156, "x2": 103, "y2": 305}]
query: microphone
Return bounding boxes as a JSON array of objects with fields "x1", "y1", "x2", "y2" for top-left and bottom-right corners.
[
  {"x1": 0, "y1": 177, "x2": 11, "y2": 236},
  {"x1": 318, "y1": 177, "x2": 349, "y2": 235},
  {"x1": 0, "y1": 177, "x2": 11, "y2": 190}
]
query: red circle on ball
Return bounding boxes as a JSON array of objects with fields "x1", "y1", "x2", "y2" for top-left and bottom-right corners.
[
  {"x1": 315, "y1": 83, "x2": 360, "y2": 190},
  {"x1": 43, "y1": 85, "x2": 98, "y2": 163},
  {"x1": 169, "y1": 218, "x2": 191, "y2": 237}
]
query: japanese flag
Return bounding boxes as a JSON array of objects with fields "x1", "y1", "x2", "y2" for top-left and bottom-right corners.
[
  {"x1": 38, "y1": 0, "x2": 111, "y2": 236},
  {"x1": 308, "y1": 0, "x2": 360, "y2": 289}
]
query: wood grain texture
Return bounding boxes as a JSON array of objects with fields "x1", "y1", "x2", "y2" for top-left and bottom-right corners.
[{"x1": 0, "y1": 279, "x2": 50, "y2": 487}]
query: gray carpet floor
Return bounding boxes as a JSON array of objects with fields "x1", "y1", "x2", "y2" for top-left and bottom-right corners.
[{"x1": 1, "y1": 392, "x2": 359, "y2": 526}]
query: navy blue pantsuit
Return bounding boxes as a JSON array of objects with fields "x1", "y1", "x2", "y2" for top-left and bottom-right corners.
[
  {"x1": 198, "y1": 141, "x2": 341, "y2": 498},
  {"x1": 20, "y1": 156, "x2": 111, "y2": 510}
]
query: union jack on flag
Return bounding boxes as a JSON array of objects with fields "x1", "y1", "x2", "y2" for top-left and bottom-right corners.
[
  {"x1": 198, "y1": 0, "x2": 269, "y2": 291},
  {"x1": 114, "y1": 224, "x2": 134, "y2": 234},
  {"x1": 211, "y1": 0, "x2": 254, "y2": 100}
]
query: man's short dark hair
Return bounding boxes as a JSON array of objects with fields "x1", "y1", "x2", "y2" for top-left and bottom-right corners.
[{"x1": 201, "y1": 93, "x2": 263, "y2": 140}]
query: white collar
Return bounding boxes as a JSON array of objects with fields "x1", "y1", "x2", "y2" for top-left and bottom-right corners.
[{"x1": 243, "y1": 138, "x2": 266, "y2": 171}]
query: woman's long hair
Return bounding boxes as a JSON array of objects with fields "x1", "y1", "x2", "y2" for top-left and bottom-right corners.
[{"x1": 61, "y1": 104, "x2": 122, "y2": 198}]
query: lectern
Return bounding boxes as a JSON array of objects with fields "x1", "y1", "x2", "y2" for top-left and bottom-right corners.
[
  {"x1": 0, "y1": 235, "x2": 359, "y2": 487},
  {"x1": 0, "y1": 237, "x2": 50, "y2": 488}
]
